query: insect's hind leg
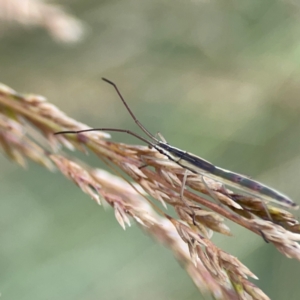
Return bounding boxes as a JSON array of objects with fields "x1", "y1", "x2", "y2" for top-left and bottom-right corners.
[
  {"x1": 259, "y1": 200, "x2": 273, "y2": 223},
  {"x1": 202, "y1": 178, "x2": 270, "y2": 242}
]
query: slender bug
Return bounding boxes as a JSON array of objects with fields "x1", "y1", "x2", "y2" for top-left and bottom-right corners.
[{"x1": 55, "y1": 78, "x2": 299, "y2": 211}]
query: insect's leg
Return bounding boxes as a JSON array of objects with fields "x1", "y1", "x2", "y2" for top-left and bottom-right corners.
[
  {"x1": 180, "y1": 170, "x2": 188, "y2": 201},
  {"x1": 220, "y1": 185, "x2": 273, "y2": 223},
  {"x1": 180, "y1": 170, "x2": 196, "y2": 225},
  {"x1": 259, "y1": 229, "x2": 269, "y2": 243},
  {"x1": 202, "y1": 177, "x2": 271, "y2": 242},
  {"x1": 201, "y1": 176, "x2": 226, "y2": 208},
  {"x1": 259, "y1": 200, "x2": 273, "y2": 223},
  {"x1": 139, "y1": 164, "x2": 148, "y2": 170}
]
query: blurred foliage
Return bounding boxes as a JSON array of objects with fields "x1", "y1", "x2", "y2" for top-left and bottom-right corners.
[{"x1": 1, "y1": 0, "x2": 300, "y2": 299}]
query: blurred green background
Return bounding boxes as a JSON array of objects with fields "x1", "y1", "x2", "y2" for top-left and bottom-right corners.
[{"x1": 1, "y1": 0, "x2": 300, "y2": 299}]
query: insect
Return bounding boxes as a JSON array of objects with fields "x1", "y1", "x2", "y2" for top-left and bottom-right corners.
[{"x1": 55, "y1": 78, "x2": 299, "y2": 211}]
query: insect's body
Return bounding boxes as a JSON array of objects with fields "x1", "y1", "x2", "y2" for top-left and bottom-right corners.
[
  {"x1": 55, "y1": 78, "x2": 299, "y2": 210},
  {"x1": 157, "y1": 142, "x2": 297, "y2": 208}
]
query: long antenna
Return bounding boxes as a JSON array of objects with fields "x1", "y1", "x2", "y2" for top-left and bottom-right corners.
[
  {"x1": 102, "y1": 77, "x2": 159, "y2": 142},
  {"x1": 54, "y1": 127, "x2": 155, "y2": 147},
  {"x1": 55, "y1": 127, "x2": 179, "y2": 163}
]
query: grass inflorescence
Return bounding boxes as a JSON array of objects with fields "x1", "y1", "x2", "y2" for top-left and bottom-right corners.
[{"x1": 1, "y1": 82, "x2": 300, "y2": 300}]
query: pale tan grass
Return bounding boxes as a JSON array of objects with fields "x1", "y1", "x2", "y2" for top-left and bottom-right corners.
[
  {"x1": 0, "y1": 0, "x2": 84, "y2": 43},
  {"x1": 1, "y1": 82, "x2": 300, "y2": 299}
]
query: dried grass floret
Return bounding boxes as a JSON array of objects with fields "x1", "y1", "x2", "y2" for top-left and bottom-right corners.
[{"x1": 0, "y1": 0, "x2": 85, "y2": 43}]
